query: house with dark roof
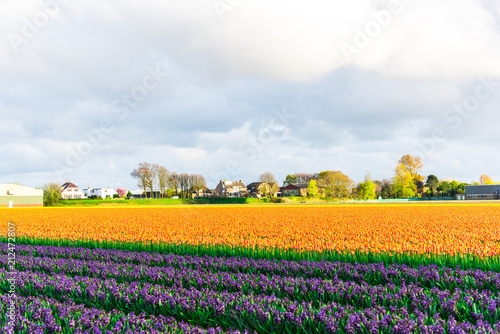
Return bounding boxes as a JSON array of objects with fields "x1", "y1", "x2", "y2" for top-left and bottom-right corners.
[
  {"x1": 215, "y1": 180, "x2": 248, "y2": 198},
  {"x1": 280, "y1": 183, "x2": 308, "y2": 197},
  {"x1": 247, "y1": 182, "x2": 280, "y2": 197},
  {"x1": 192, "y1": 187, "x2": 216, "y2": 198},
  {"x1": 465, "y1": 185, "x2": 500, "y2": 200},
  {"x1": 61, "y1": 181, "x2": 86, "y2": 199}
]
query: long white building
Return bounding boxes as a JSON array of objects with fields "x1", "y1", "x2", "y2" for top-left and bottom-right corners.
[{"x1": 87, "y1": 187, "x2": 117, "y2": 199}]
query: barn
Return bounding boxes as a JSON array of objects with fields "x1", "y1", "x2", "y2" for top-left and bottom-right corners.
[
  {"x1": 0, "y1": 184, "x2": 44, "y2": 207},
  {"x1": 464, "y1": 185, "x2": 500, "y2": 200}
]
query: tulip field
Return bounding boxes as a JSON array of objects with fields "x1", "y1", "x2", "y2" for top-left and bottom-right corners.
[{"x1": 1, "y1": 204, "x2": 500, "y2": 333}]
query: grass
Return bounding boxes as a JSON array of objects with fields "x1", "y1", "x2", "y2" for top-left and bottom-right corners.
[
  {"x1": 56, "y1": 197, "x2": 499, "y2": 207},
  {"x1": 58, "y1": 197, "x2": 270, "y2": 206}
]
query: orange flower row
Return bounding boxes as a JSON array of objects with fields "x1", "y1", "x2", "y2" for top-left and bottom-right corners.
[{"x1": 2, "y1": 204, "x2": 500, "y2": 256}]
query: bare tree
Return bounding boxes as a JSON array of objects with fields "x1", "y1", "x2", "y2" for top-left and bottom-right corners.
[
  {"x1": 259, "y1": 172, "x2": 279, "y2": 197},
  {"x1": 169, "y1": 172, "x2": 179, "y2": 197},
  {"x1": 131, "y1": 164, "x2": 148, "y2": 198},
  {"x1": 190, "y1": 174, "x2": 207, "y2": 196},
  {"x1": 178, "y1": 173, "x2": 190, "y2": 199},
  {"x1": 295, "y1": 173, "x2": 317, "y2": 184},
  {"x1": 259, "y1": 172, "x2": 278, "y2": 186},
  {"x1": 156, "y1": 165, "x2": 170, "y2": 198},
  {"x1": 131, "y1": 162, "x2": 156, "y2": 198}
]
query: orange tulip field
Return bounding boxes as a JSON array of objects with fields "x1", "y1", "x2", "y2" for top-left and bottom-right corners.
[{"x1": 2, "y1": 204, "x2": 500, "y2": 267}]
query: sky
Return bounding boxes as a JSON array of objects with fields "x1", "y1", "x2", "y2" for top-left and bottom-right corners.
[{"x1": 1, "y1": 0, "x2": 500, "y2": 190}]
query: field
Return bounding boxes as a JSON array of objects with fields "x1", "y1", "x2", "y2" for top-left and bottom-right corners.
[
  {"x1": 2, "y1": 204, "x2": 500, "y2": 333},
  {"x1": 57, "y1": 197, "x2": 268, "y2": 206}
]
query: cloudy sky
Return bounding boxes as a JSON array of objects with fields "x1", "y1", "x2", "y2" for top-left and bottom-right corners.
[{"x1": 1, "y1": 0, "x2": 500, "y2": 190}]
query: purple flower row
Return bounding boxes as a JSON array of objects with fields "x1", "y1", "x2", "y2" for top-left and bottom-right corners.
[
  {"x1": 4, "y1": 253, "x2": 500, "y2": 319},
  {"x1": 3, "y1": 243, "x2": 500, "y2": 293},
  {"x1": 2, "y1": 268, "x2": 500, "y2": 333},
  {"x1": 0, "y1": 293, "x2": 244, "y2": 334}
]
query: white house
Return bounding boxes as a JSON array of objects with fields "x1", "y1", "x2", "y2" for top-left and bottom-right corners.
[
  {"x1": 88, "y1": 187, "x2": 117, "y2": 199},
  {"x1": 61, "y1": 182, "x2": 86, "y2": 199}
]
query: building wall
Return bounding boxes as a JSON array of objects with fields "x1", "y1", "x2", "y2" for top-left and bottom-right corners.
[
  {"x1": 0, "y1": 184, "x2": 43, "y2": 207},
  {"x1": 61, "y1": 189, "x2": 86, "y2": 199},
  {"x1": 215, "y1": 182, "x2": 224, "y2": 196},
  {"x1": 89, "y1": 188, "x2": 117, "y2": 199},
  {"x1": 0, "y1": 196, "x2": 43, "y2": 207},
  {"x1": 464, "y1": 185, "x2": 500, "y2": 200},
  {"x1": 283, "y1": 188, "x2": 299, "y2": 196}
]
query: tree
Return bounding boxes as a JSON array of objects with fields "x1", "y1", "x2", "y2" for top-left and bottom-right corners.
[
  {"x1": 425, "y1": 175, "x2": 439, "y2": 196},
  {"x1": 398, "y1": 155, "x2": 424, "y2": 184},
  {"x1": 190, "y1": 174, "x2": 207, "y2": 196},
  {"x1": 169, "y1": 172, "x2": 180, "y2": 196},
  {"x1": 358, "y1": 174, "x2": 377, "y2": 200},
  {"x1": 116, "y1": 188, "x2": 128, "y2": 198},
  {"x1": 480, "y1": 174, "x2": 493, "y2": 185},
  {"x1": 438, "y1": 181, "x2": 451, "y2": 197},
  {"x1": 131, "y1": 162, "x2": 156, "y2": 199},
  {"x1": 450, "y1": 181, "x2": 467, "y2": 195},
  {"x1": 320, "y1": 171, "x2": 354, "y2": 199},
  {"x1": 42, "y1": 183, "x2": 62, "y2": 206},
  {"x1": 283, "y1": 174, "x2": 298, "y2": 186},
  {"x1": 307, "y1": 180, "x2": 319, "y2": 198},
  {"x1": 126, "y1": 191, "x2": 133, "y2": 199},
  {"x1": 259, "y1": 172, "x2": 279, "y2": 197},
  {"x1": 177, "y1": 173, "x2": 190, "y2": 198},
  {"x1": 393, "y1": 163, "x2": 416, "y2": 198},
  {"x1": 259, "y1": 172, "x2": 278, "y2": 187},
  {"x1": 295, "y1": 173, "x2": 317, "y2": 184},
  {"x1": 379, "y1": 179, "x2": 394, "y2": 199},
  {"x1": 156, "y1": 165, "x2": 170, "y2": 198}
]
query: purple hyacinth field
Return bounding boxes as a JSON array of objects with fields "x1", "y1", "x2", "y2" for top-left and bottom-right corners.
[{"x1": 1, "y1": 243, "x2": 500, "y2": 333}]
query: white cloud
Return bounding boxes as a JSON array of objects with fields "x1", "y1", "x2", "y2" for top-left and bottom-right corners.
[{"x1": 1, "y1": 0, "x2": 500, "y2": 188}]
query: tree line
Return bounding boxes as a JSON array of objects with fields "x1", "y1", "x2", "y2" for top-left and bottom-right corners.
[
  {"x1": 33, "y1": 153, "x2": 496, "y2": 206},
  {"x1": 131, "y1": 162, "x2": 206, "y2": 199},
  {"x1": 282, "y1": 154, "x2": 495, "y2": 200}
]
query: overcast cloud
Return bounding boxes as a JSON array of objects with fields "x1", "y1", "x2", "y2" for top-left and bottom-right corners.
[{"x1": 1, "y1": 0, "x2": 500, "y2": 189}]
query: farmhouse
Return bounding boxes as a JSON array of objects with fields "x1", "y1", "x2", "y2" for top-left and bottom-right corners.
[
  {"x1": 215, "y1": 180, "x2": 248, "y2": 197},
  {"x1": 0, "y1": 184, "x2": 43, "y2": 207},
  {"x1": 246, "y1": 182, "x2": 281, "y2": 197},
  {"x1": 280, "y1": 183, "x2": 308, "y2": 197},
  {"x1": 61, "y1": 181, "x2": 86, "y2": 199},
  {"x1": 192, "y1": 187, "x2": 216, "y2": 198},
  {"x1": 246, "y1": 182, "x2": 267, "y2": 197},
  {"x1": 464, "y1": 185, "x2": 500, "y2": 200}
]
